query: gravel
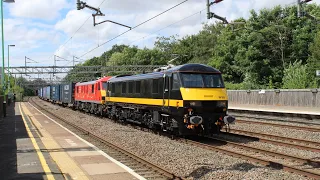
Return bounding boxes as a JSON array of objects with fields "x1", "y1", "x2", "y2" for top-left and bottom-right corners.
[
  {"x1": 229, "y1": 111, "x2": 320, "y2": 125},
  {"x1": 33, "y1": 98, "x2": 314, "y2": 180},
  {"x1": 216, "y1": 133, "x2": 320, "y2": 161},
  {"x1": 230, "y1": 121, "x2": 320, "y2": 144},
  {"x1": 237, "y1": 118, "x2": 320, "y2": 132}
]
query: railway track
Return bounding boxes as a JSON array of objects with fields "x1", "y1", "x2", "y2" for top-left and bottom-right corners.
[
  {"x1": 32, "y1": 97, "x2": 320, "y2": 179},
  {"x1": 208, "y1": 137, "x2": 320, "y2": 168},
  {"x1": 222, "y1": 129, "x2": 320, "y2": 153},
  {"x1": 182, "y1": 137, "x2": 320, "y2": 179},
  {"x1": 236, "y1": 119, "x2": 320, "y2": 132},
  {"x1": 29, "y1": 97, "x2": 184, "y2": 180}
]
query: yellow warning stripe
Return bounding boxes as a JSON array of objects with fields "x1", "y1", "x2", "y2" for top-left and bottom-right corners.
[
  {"x1": 19, "y1": 103, "x2": 55, "y2": 180},
  {"x1": 107, "y1": 97, "x2": 184, "y2": 107}
]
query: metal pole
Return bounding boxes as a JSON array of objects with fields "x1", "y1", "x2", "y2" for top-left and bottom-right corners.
[
  {"x1": 297, "y1": 0, "x2": 301, "y2": 17},
  {"x1": 54, "y1": 55, "x2": 56, "y2": 76},
  {"x1": 7, "y1": 45, "x2": 9, "y2": 94},
  {"x1": 25, "y1": 56, "x2": 26, "y2": 74},
  {"x1": 207, "y1": 0, "x2": 210, "y2": 19},
  {"x1": 1, "y1": 0, "x2": 6, "y2": 115},
  {"x1": 1, "y1": 0, "x2": 5, "y2": 95}
]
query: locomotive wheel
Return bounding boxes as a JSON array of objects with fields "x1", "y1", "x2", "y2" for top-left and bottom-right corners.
[
  {"x1": 98, "y1": 105, "x2": 104, "y2": 117},
  {"x1": 147, "y1": 118, "x2": 154, "y2": 129}
]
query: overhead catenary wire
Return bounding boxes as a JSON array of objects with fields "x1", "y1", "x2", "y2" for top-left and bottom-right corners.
[
  {"x1": 128, "y1": 8, "x2": 206, "y2": 46},
  {"x1": 55, "y1": 0, "x2": 109, "y2": 56},
  {"x1": 79, "y1": 0, "x2": 189, "y2": 58},
  {"x1": 66, "y1": 0, "x2": 299, "y2": 63}
]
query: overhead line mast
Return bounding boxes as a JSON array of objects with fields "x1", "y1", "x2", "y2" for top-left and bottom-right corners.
[
  {"x1": 78, "y1": 0, "x2": 189, "y2": 58},
  {"x1": 297, "y1": 0, "x2": 317, "y2": 21},
  {"x1": 206, "y1": 0, "x2": 228, "y2": 23},
  {"x1": 76, "y1": 0, "x2": 131, "y2": 28}
]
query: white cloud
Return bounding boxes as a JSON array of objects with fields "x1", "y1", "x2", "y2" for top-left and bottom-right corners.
[
  {"x1": 59, "y1": 0, "x2": 320, "y2": 61},
  {"x1": 5, "y1": 0, "x2": 320, "y2": 69},
  {"x1": 9, "y1": 0, "x2": 70, "y2": 20},
  {"x1": 3, "y1": 18, "x2": 60, "y2": 48}
]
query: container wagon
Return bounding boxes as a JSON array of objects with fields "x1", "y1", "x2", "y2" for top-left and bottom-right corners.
[
  {"x1": 37, "y1": 88, "x2": 42, "y2": 98},
  {"x1": 42, "y1": 87, "x2": 46, "y2": 100},
  {"x1": 45, "y1": 86, "x2": 51, "y2": 101},
  {"x1": 59, "y1": 83, "x2": 75, "y2": 107},
  {"x1": 51, "y1": 85, "x2": 60, "y2": 103}
]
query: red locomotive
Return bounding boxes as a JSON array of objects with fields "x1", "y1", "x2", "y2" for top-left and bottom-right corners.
[{"x1": 74, "y1": 76, "x2": 112, "y2": 114}]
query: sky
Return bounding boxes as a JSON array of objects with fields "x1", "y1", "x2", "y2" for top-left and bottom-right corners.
[{"x1": 2, "y1": 0, "x2": 320, "y2": 80}]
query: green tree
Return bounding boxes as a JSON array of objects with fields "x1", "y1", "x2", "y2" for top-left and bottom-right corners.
[
  {"x1": 63, "y1": 3, "x2": 320, "y2": 90},
  {"x1": 308, "y1": 30, "x2": 320, "y2": 87},
  {"x1": 282, "y1": 61, "x2": 308, "y2": 89}
]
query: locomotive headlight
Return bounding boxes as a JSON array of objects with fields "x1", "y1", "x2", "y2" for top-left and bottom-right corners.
[
  {"x1": 217, "y1": 101, "x2": 227, "y2": 107},
  {"x1": 189, "y1": 101, "x2": 201, "y2": 107}
]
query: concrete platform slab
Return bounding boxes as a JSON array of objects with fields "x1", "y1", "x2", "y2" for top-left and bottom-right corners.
[
  {"x1": 22, "y1": 101, "x2": 146, "y2": 180},
  {"x1": 68, "y1": 150, "x2": 101, "y2": 157},
  {"x1": 82, "y1": 163, "x2": 128, "y2": 175},
  {"x1": 92, "y1": 173, "x2": 139, "y2": 180},
  {"x1": 0, "y1": 103, "x2": 65, "y2": 180},
  {"x1": 74, "y1": 155, "x2": 112, "y2": 164}
]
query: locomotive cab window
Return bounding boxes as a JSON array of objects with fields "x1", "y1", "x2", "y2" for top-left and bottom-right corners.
[
  {"x1": 203, "y1": 74, "x2": 224, "y2": 88},
  {"x1": 102, "y1": 82, "x2": 107, "y2": 90},
  {"x1": 181, "y1": 73, "x2": 225, "y2": 88},
  {"x1": 172, "y1": 73, "x2": 181, "y2": 90},
  {"x1": 92, "y1": 85, "x2": 94, "y2": 93},
  {"x1": 98, "y1": 83, "x2": 101, "y2": 90}
]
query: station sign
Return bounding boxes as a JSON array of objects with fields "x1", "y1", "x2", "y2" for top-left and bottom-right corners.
[{"x1": 317, "y1": 70, "x2": 320, "y2": 77}]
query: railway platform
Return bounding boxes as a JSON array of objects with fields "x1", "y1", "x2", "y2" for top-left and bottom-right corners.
[
  {"x1": 228, "y1": 103, "x2": 320, "y2": 116},
  {"x1": 0, "y1": 102, "x2": 144, "y2": 180}
]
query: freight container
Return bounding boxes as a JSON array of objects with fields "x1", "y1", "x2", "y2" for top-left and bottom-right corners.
[
  {"x1": 43, "y1": 87, "x2": 46, "y2": 99},
  {"x1": 59, "y1": 83, "x2": 75, "y2": 106},
  {"x1": 45, "y1": 86, "x2": 51, "y2": 100},
  {"x1": 51, "y1": 85, "x2": 60, "y2": 102}
]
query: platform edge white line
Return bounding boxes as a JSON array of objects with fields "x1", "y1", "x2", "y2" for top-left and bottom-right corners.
[{"x1": 28, "y1": 101, "x2": 146, "y2": 180}]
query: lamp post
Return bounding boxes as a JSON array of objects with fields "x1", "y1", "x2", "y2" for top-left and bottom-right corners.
[
  {"x1": 1, "y1": 0, "x2": 15, "y2": 117},
  {"x1": 7, "y1": 44, "x2": 14, "y2": 94},
  {"x1": 1, "y1": 0, "x2": 15, "y2": 89}
]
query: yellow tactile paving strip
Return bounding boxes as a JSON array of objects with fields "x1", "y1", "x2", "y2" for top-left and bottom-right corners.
[
  {"x1": 19, "y1": 103, "x2": 55, "y2": 180},
  {"x1": 20, "y1": 103, "x2": 89, "y2": 180}
]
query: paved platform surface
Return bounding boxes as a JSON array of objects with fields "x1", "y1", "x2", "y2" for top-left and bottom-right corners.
[
  {"x1": 0, "y1": 102, "x2": 144, "y2": 180},
  {"x1": 229, "y1": 103, "x2": 320, "y2": 116},
  {"x1": 0, "y1": 103, "x2": 65, "y2": 180}
]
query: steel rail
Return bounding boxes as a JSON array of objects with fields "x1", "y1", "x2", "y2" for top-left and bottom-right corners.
[
  {"x1": 223, "y1": 129, "x2": 320, "y2": 152},
  {"x1": 30, "y1": 97, "x2": 184, "y2": 180},
  {"x1": 236, "y1": 119, "x2": 320, "y2": 132},
  {"x1": 207, "y1": 137, "x2": 320, "y2": 168},
  {"x1": 182, "y1": 139, "x2": 320, "y2": 179}
]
